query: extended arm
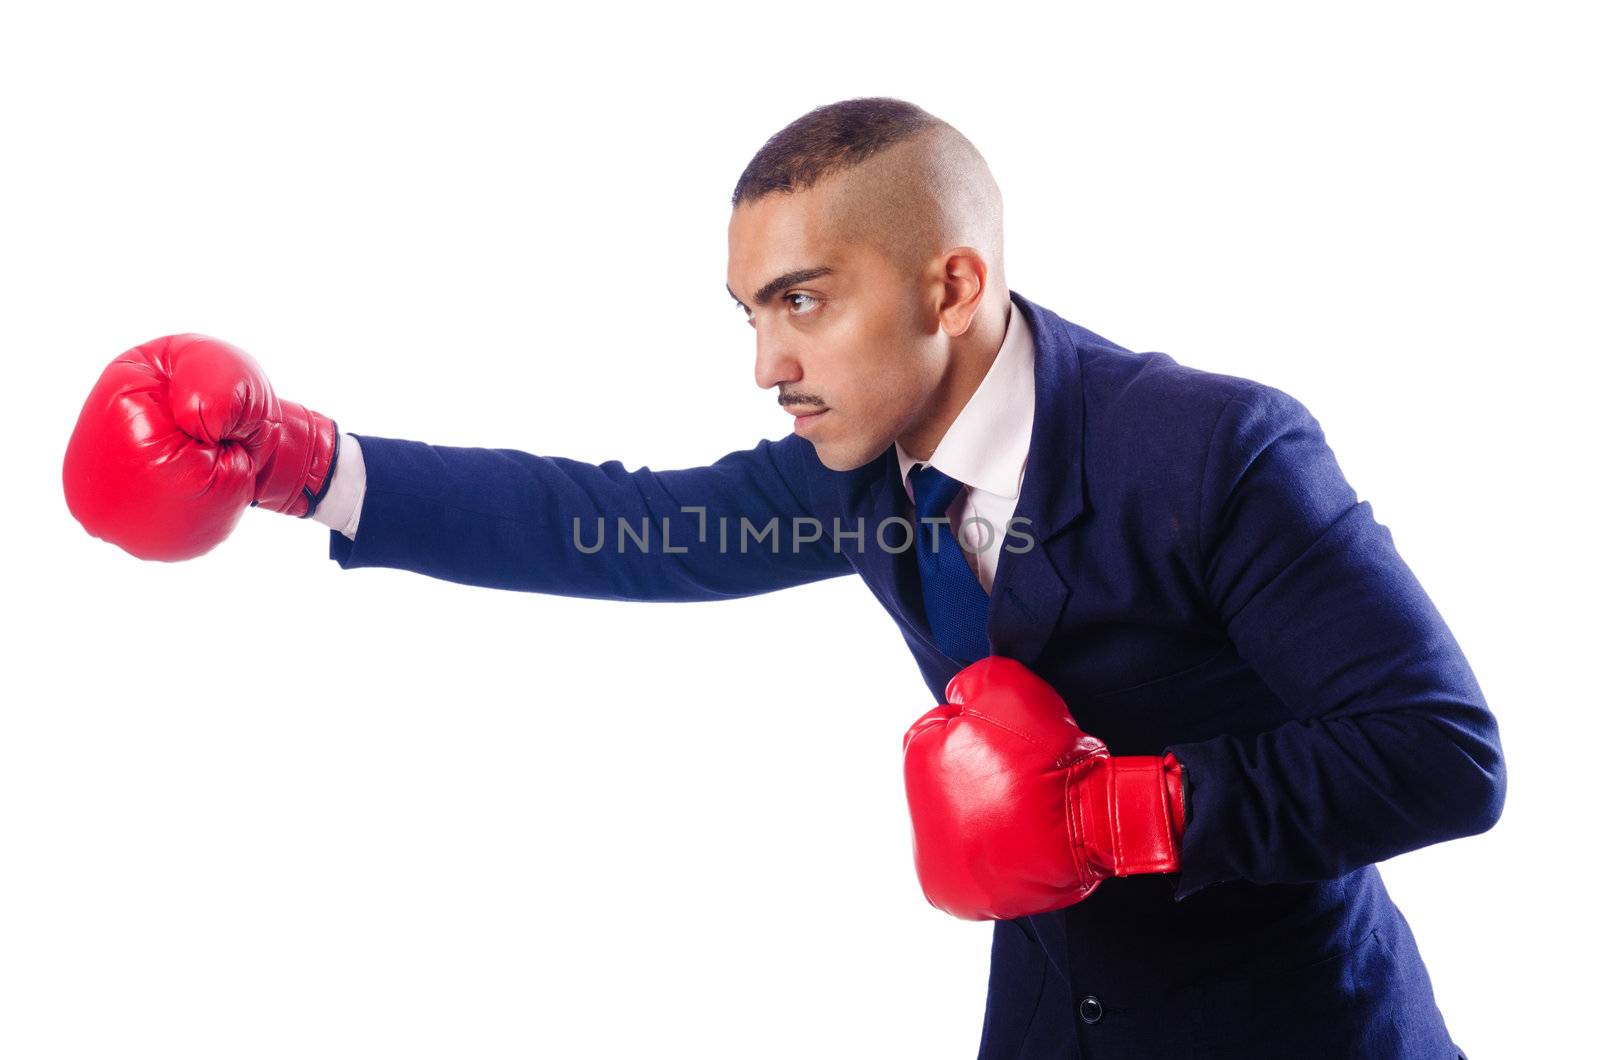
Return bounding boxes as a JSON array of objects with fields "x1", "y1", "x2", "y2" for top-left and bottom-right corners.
[{"x1": 326, "y1": 430, "x2": 855, "y2": 603}]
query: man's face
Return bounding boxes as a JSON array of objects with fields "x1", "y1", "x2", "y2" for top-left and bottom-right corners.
[{"x1": 726, "y1": 185, "x2": 945, "y2": 472}]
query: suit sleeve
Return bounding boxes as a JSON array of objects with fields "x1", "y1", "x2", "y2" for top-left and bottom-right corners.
[
  {"x1": 1164, "y1": 386, "x2": 1507, "y2": 900},
  {"x1": 326, "y1": 431, "x2": 855, "y2": 602}
]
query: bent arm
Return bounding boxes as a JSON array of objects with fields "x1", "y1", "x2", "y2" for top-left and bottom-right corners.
[
  {"x1": 325, "y1": 431, "x2": 854, "y2": 602},
  {"x1": 1166, "y1": 387, "x2": 1506, "y2": 900}
]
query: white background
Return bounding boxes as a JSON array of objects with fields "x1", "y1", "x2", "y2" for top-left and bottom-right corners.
[{"x1": 5, "y1": 2, "x2": 1595, "y2": 1057}]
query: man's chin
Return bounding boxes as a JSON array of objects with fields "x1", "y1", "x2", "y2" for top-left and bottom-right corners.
[{"x1": 810, "y1": 438, "x2": 881, "y2": 474}]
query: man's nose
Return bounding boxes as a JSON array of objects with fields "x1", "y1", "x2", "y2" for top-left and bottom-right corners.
[{"x1": 752, "y1": 328, "x2": 801, "y2": 391}]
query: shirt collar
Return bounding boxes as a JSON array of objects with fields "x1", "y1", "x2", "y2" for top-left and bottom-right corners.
[{"x1": 895, "y1": 298, "x2": 1036, "y2": 501}]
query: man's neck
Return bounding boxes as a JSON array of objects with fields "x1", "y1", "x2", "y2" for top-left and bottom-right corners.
[{"x1": 900, "y1": 295, "x2": 1011, "y2": 462}]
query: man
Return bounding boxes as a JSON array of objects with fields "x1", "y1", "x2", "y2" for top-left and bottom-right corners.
[{"x1": 63, "y1": 97, "x2": 1504, "y2": 1058}]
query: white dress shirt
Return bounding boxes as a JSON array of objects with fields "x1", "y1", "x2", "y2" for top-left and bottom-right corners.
[
  {"x1": 312, "y1": 431, "x2": 366, "y2": 539},
  {"x1": 315, "y1": 298, "x2": 1037, "y2": 580},
  {"x1": 894, "y1": 300, "x2": 1035, "y2": 594}
]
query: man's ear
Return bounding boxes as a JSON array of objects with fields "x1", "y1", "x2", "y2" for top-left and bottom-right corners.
[{"x1": 935, "y1": 247, "x2": 990, "y2": 338}]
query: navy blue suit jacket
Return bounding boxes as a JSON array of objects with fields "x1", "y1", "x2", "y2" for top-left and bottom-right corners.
[{"x1": 329, "y1": 291, "x2": 1504, "y2": 1058}]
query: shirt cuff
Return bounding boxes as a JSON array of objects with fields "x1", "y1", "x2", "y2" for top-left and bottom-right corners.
[{"x1": 311, "y1": 432, "x2": 366, "y2": 540}]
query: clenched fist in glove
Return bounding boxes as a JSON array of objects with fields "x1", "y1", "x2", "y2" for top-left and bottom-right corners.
[
  {"x1": 902, "y1": 655, "x2": 1189, "y2": 921},
  {"x1": 62, "y1": 333, "x2": 340, "y2": 562}
]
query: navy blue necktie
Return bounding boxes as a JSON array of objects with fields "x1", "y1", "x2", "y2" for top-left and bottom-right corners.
[{"x1": 909, "y1": 462, "x2": 991, "y2": 664}]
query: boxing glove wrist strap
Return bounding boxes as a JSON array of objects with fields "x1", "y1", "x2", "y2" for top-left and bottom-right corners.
[
  {"x1": 1068, "y1": 752, "x2": 1187, "y2": 878},
  {"x1": 251, "y1": 407, "x2": 340, "y2": 518}
]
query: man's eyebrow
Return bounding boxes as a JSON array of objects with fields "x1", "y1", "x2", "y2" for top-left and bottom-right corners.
[{"x1": 726, "y1": 266, "x2": 835, "y2": 310}]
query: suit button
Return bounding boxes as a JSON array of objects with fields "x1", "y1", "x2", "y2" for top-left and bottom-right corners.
[{"x1": 1078, "y1": 995, "x2": 1103, "y2": 1024}]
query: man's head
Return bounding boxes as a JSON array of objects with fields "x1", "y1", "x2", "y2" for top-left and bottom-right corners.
[{"x1": 726, "y1": 97, "x2": 1009, "y2": 471}]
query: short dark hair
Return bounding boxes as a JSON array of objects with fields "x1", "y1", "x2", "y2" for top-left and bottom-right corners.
[{"x1": 731, "y1": 97, "x2": 945, "y2": 207}]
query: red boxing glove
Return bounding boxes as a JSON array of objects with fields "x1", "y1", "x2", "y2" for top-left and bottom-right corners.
[
  {"x1": 902, "y1": 655, "x2": 1188, "y2": 921},
  {"x1": 62, "y1": 333, "x2": 339, "y2": 562}
]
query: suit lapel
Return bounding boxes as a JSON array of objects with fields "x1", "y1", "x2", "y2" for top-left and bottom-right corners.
[
  {"x1": 854, "y1": 464, "x2": 940, "y2": 655},
  {"x1": 986, "y1": 291, "x2": 1088, "y2": 670}
]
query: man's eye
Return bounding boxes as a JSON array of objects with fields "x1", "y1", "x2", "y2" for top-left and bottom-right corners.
[{"x1": 785, "y1": 292, "x2": 819, "y2": 314}]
